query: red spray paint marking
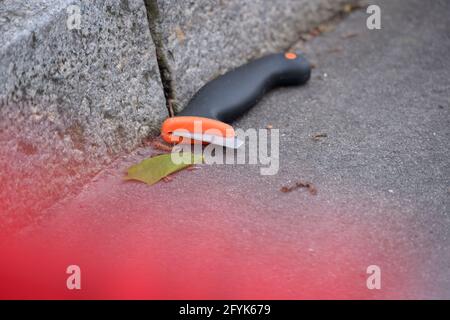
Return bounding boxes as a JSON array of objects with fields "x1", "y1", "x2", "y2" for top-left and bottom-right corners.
[
  {"x1": 0, "y1": 147, "x2": 416, "y2": 299},
  {"x1": 0, "y1": 200, "x2": 413, "y2": 299}
]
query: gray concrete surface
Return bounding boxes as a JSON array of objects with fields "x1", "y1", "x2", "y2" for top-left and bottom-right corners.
[
  {"x1": 0, "y1": 0, "x2": 167, "y2": 227},
  {"x1": 7, "y1": 0, "x2": 450, "y2": 298},
  {"x1": 151, "y1": 0, "x2": 360, "y2": 113}
]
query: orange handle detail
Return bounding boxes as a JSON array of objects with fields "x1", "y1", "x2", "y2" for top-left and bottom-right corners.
[{"x1": 161, "y1": 116, "x2": 235, "y2": 144}]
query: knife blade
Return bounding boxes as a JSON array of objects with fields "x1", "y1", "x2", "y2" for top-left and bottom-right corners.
[{"x1": 172, "y1": 130, "x2": 244, "y2": 149}]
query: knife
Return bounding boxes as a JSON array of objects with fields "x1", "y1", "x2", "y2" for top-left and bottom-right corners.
[{"x1": 161, "y1": 52, "x2": 311, "y2": 148}]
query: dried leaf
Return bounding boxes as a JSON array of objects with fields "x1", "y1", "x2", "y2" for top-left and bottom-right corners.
[
  {"x1": 152, "y1": 141, "x2": 173, "y2": 152},
  {"x1": 125, "y1": 153, "x2": 203, "y2": 185},
  {"x1": 281, "y1": 181, "x2": 317, "y2": 195},
  {"x1": 312, "y1": 133, "x2": 328, "y2": 141}
]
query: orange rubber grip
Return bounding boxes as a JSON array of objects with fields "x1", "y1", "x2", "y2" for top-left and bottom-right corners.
[{"x1": 161, "y1": 116, "x2": 235, "y2": 144}]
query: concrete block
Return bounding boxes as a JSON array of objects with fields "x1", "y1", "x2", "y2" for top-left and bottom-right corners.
[
  {"x1": 148, "y1": 0, "x2": 359, "y2": 113},
  {"x1": 0, "y1": 0, "x2": 167, "y2": 228}
]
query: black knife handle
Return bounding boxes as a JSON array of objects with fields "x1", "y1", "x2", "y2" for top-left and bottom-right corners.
[{"x1": 177, "y1": 52, "x2": 311, "y2": 123}]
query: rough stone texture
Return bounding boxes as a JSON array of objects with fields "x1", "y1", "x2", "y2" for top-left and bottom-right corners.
[
  {"x1": 151, "y1": 0, "x2": 360, "y2": 112},
  {"x1": 20, "y1": 0, "x2": 450, "y2": 298},
  {"x1": 0, "y1": 0, "x2": 167, "y2": 228}
]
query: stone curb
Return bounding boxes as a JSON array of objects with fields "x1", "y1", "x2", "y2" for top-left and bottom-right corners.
[
  {"x1": 150, "y1": 0, "x2": 360, "y2": 113},
  {"x1": 0, "y1": 0, "x2": 166, "y2": 228}
]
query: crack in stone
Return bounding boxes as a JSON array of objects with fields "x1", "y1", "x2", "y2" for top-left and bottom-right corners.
[{"x1": 143, "y1": 0, "x2": 176, "y2": 117}]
